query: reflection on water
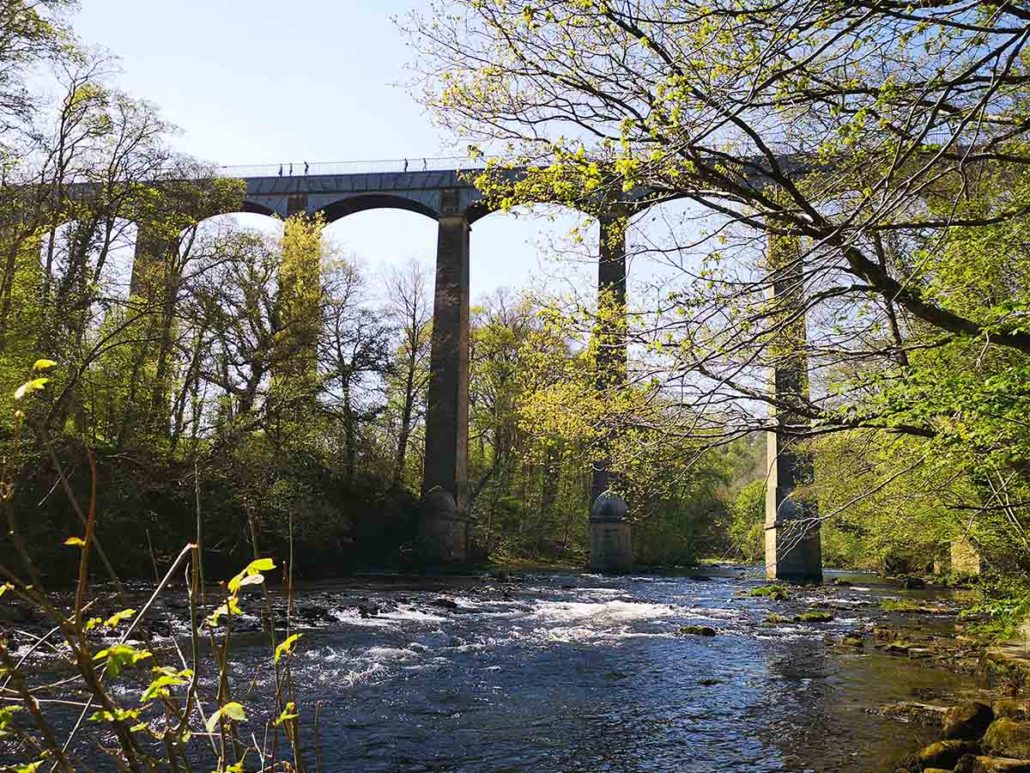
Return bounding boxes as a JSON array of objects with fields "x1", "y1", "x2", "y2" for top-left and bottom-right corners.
[{"x1": 216, "y1": 569, "x2": 978, "y2": 772}]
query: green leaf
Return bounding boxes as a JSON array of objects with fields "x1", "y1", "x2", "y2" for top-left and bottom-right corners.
[
  {"x1": 274, "y1": 633, "x2": 302, "y2": 663},
  {"x1": 227, "y1": 557, "x2": 276, "y2": 593},
  {"x1": 248, "y1": 558, "x2": 275, "y2": 572},
  {"x1": 205, "y1": 701, "x2": 247, "y2": 732},
  {"x1": 63, "y1": 536, "x2": 85, "y2": 547},
  {"x1": 89, "y1": 707, "x2": 141, "y2": 724},
  {"x1": 13, "y1": 378, "x2": 49, "y2": 400},
  {"x1": 103, "y1": 609, "x2": 136, "y2": 628},
  {"x1": 274, "y1": 701, "x2": 298, "y2": 726},
  {"x1": 93, "y1": 643, "x2": 151, "y2": 678},
  {"x1": 141, "y1": 666, "x2": 193, "y2": 702},
  {"x1": 206, "y1": 596, "x2": 242, "y2": 626},
  {"x1": 0, "y1": 705, "x2": 22, "y2": 734},
  {"x1": 31, "y1": 359, "x2": 57, "y2": 372}
]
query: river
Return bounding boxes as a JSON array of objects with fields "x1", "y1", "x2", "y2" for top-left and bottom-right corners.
[{"x1": 200, "y1": 567, "x2": 979, "y2": 772}]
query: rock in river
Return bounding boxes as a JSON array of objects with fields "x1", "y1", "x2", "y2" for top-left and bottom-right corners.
[
  {"x1": 994, "y1": 700, "x2": 1030, "y2": 722},
  {"x1": 902, "y1": 739, "x2": 979, "y2": 771},
  {"x1": 984, "y1": 718, "x2": 1030, "y2": 759},
  {"x1": 944, "y1": 702, "x2": 995, "y2": 740},
  {"x1": 429, "y1": 597, "x2": 460, "y2": 611},
  {"x1": 793, "y1": 611, "x2": 834, "y2": 623},
  {"x1": 954, "y1": 755, "x2": 1030, "y2": 772},
  {"x1": 678, "y1": 625, "x2": 717, "y2": 637},
  {"x1": 877, "y1": 701, "x2": 947, "y2": 727}
]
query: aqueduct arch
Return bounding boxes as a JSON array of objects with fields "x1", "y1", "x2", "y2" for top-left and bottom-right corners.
[{"x1": 123, "y1": 162, "x2": 818, "y2": 581}]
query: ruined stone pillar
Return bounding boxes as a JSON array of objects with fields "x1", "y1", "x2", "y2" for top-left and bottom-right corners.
[
  {"x1": 764, "y1": 228, "x2": 822, "y2": 583},
  {"x1": 420, "y1": 190, "x2": 471, "y2": 564},
  {"x1": 589, "y1": 212, "x2": 633, "y2": 572}
]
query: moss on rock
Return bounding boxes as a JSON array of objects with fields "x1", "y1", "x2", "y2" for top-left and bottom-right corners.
[
  {"x1": 747, "y1": 584, "x2": 789, "y2": 601},
  {"x1": 794, "y1": 611, "x2": 834, "y2": 623},
  {"x1": 678, "y1": 625, "x2": 717, "y2": 637},
  {"x1": 905, "y1": 739, "x2": 979, "y2": 770},
  {"x1": 984, "y1": 718, "x2": 1030, "y2": 759}
]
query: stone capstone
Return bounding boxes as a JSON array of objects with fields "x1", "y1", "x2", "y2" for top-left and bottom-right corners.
[{"x1": 590, "y1": 493, "x2": 628, "y2": 522}]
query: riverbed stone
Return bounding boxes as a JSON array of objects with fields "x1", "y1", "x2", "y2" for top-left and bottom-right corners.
[
  {"x1": 678, "y1": 625, "x2": 717, "y2": 636},
  {"x1": 878, "y1": 702, "x2": 947, "y2": 726},
  {"x1": 747, "y1": 584, "x2": 789, "y2": 600},
  {"x1": 793, "y1": 610, "x2": 834, "y2": 623},
  {"x1": 357, "y1": 602, "x2": 380, "y2": 618},
  {"x1": 985, "y1": 719, "x2": 1030, "y2": 758},
  {"x1": 944, "y1": 702, "x2": 995, "y2": 740},
  {"x1": 882, "y1": 641, "x2": 915, "y2": 655},
  {"x1": 994, "y1": 700, "x2": 1030, "y2": 722},
  {"x1": 955, "y1": 755, "x2": 1030, "y2": 773},
  {"x1": 904, "y1": 740, "x2": 980, "y2": 770}
]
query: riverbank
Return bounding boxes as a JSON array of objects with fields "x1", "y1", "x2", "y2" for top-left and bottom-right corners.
[{"x1": 829, "y1": 574, "x2": 1030, "y2": 772}]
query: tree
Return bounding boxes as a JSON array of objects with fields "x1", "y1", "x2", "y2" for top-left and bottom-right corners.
[
  {"x1": 383, "y1": 259, "x2": 433, "y2": 487},
  {"x1": 410, "y1": 0, "x2": 1030, "y2": 567},
  {"x1": 185, "y1": 227, "x2": 293, "y2": 439},
  {"x1": 0, "y1": 0, "x2": 73, "y2": 137},
  {"x1": 321, "y1": 257, "x2": 391, "y2": 482}
]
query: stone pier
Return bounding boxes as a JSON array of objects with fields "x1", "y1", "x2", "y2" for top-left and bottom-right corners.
[
  {"x1": 764, "y1": 228, "x2": 822, "y2": 583},
  {"x1": 950, "y1": 536, "x2": 983, "y2": 576},
  {"x1": 589, "y1": 213, "x2": 633, "y2": 572},
  {"x1": 419, "y1": 190, "x2": 471, "y2": 563}
]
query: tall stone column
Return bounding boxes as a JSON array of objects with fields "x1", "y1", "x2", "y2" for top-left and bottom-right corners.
[
  {"x1": 589, "y1": 212, "x2": 633, "y2": 572},
  {"x1": 420, "y1": 190, "x2": 471, "y2": 564},
  {"x1": 130, "y1": 225, "x2": 176, "y2": 303},
  {"x1": 129, "y1": 225, "x2": 181, "y2": 438},
  {"x1": 764, "y1": 228, "x2": 822, "y2": 583},
  {"x1": 0, "y1": 233, "x2": 43, "y2": 356}
]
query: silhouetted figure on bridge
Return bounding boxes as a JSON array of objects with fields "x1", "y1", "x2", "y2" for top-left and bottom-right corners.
[
  {"x1": 423, "y1": 158, "x2": 428, "y2": 171},
  {"x1": 289, "y1": 163, "x2": 294, "y2": 176},
  {"x1": 304, "y1": 161, "x2": 309, "y2": 175},
  {"x1": 404, "y1": 159, "x2": 409, "y2": 172},
  {"x1": 278, "y1": 164, "x2": 283, "y2": 177}
]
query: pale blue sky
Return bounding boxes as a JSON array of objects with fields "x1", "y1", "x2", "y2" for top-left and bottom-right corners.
[{"x1": 72, "y1": 0, "x2": 609, "y2": 302}]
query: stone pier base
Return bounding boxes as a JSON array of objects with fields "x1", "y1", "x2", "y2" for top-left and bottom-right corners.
[
  {"x1": 589, "y1": 494, "x2": 633, "y2": 573},
  {"x1": 764, "y1": 516, "x2": 822, "y2": 583},
  {"x1": 765, "y1": 426, "x2": 821, "y2": 583},
  {"x1": 418, "y1": 490, "x2": 469, "y2": 565}
]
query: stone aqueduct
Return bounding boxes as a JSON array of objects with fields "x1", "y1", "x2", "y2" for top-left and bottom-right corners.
[{"x1": 126, "y1": 159, "x2": 820, "y2": 582}]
